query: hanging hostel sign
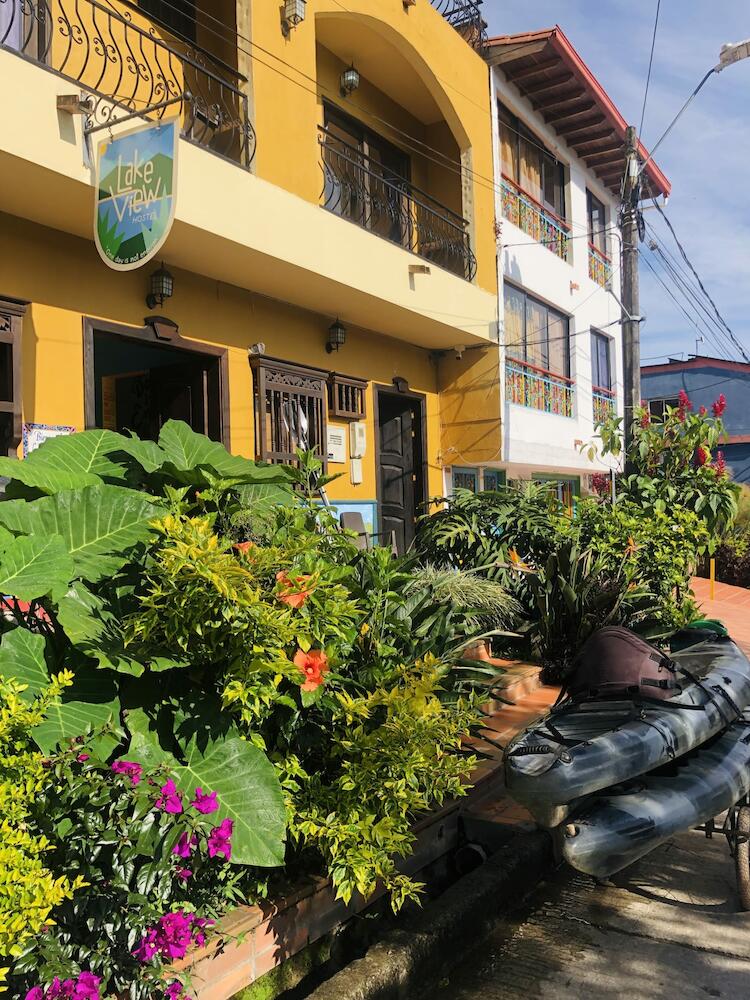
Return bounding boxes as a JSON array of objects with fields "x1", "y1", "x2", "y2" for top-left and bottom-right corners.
[{"x1": 94, "y1": 119, "x2": 178, "y2": 270}]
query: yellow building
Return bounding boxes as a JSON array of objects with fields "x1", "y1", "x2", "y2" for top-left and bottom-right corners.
[{"x1": 0, "y1": 0, "x2": 500, "y2": 551}]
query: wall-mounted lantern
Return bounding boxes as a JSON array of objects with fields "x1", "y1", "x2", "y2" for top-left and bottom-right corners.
[
  {"x1": 340, "y1": 64, "x2": 360, "y2": 97},
  {"x1": 281, "y1": 0, "x2": 306, "y2": 35},
  {"x1": 145, "y1": 263, "x2": 174, "y2": 310},
  {"x1": 326, "y1": 318, "x2": 347, "y2": 354}
]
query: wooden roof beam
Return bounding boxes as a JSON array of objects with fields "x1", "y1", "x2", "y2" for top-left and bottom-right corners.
[
  {"x1": 544, "y1": 100, "x2": 595, "y2": 124},
  {"x1": 491, "y1": 39, "x2": 549, "y2": 65},
  {"x1": 535, "y1": 89, "x2": 587, "y2": 114},
  {"x1": 580, "y1": 144, "x2": 624, "y2": 162},
  {"x1": 521, "y1": 72, "x2": 575, "y2": 97},
  {"x1": 508, "y1": 57, "x2": 561, "y2": 82},
  {"x1": 558, "y1": 120, "x2": 612, "y2": 141}
]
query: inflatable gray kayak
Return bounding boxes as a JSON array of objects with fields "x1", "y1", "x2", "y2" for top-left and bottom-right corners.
[
  {"x1": 559, "y1": 720, "x2": 750, "y2": 878},
  {"x1": 505, "y1": 639, "x2": 750, "y2": 827}
]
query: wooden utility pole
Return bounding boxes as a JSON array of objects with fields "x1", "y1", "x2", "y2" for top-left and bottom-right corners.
[{"x1": 621, "y1": 124, "x2": 641, "y2": 461}]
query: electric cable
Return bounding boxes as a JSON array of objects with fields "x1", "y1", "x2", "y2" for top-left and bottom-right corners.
[
  {"x1": 638, "y1": 250, "x2": 732, "y2": 361},
  {"x1": 638, "y1": 0, "x2": 661, "y2": 140},
  {"x1": 103, "y1": 0, "x2": 622, "y2": 231},
  {"x1": 650, "y1": 200, "x2": 749, "y2": 361}
]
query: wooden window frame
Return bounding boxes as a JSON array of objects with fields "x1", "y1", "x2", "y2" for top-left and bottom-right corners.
[
  {"x1": 328, "y1": 373, "x2": 367, "y2": 421},
  {"x1": 0, "y1": 298, "x2": 25, "y2": 458},
  {"x1": 250, "y1": 357, "x2": 329, "y2": 470},
  {"x1": 591, "y1": 329, "x2": 613, "y2": 391},
  {"x1": 82, "y1": 317, "x2": 230, "y2": 446},
  {"x1": 504, "y1": 281, "x2": 571, "y2": 379},
  {"x1": 499, "y1": 103, "x2": 567, "y2": 219},
  {"x1": 586, "y1": 189, "x2": 608, "y2": 255}
]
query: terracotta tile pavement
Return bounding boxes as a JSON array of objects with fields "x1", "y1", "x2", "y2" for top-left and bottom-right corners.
[{"x1": 691, "y1": 576, "x2": 750, "y2": 655}]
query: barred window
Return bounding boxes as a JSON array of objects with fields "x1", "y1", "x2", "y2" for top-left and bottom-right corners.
[
  {"x1": 0, "y1": 299, "x2": 23, "y2": 458},
  {"x1": 250, "y1": 358, "x2": 328, "y2": 468}
]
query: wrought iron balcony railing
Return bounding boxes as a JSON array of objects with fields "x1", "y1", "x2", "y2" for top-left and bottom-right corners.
[
  {"x1": 589, "y1": 243, "x2": 612, "y2": 288},
  {"x1": 501, "y1": 176, "x2": 570, "y2": 263},
  {"x1": 505, "y1": 357, "x2": 575, "y2": 418},
  {"x1": 430, "y1": 0, "x2": 486, "y2": 50},
  {"x1": 592, "y1": 385, "x2": 616, "y2": 425},
  {"x1": 319, "y1": 127, "x2": 477, "y2": 282},
  {"x1": 0, "y1": 0, "x2": 256, "y2": 168}
]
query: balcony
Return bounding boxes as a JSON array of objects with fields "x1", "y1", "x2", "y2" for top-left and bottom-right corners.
[
  {"x1": 589, "y1": 244, "x2": 613, "y2": 288},
  {"x1": 319, "y1": 127, "x2": 477, "y2": 282},
  {"x1": 430, "y1": 0, "x2": 486, "y2": 49},
  {"x1": 505, "y1": 358, "x2": 574, "y2": 418},
  {"x1": 592, "y1": 385, "x2": 616, "y2": 425},
  {"x1": 0, "y1": 0, "x2": 255, "y2": 168},
  {"x1": 501, "y1": 176, "x2": 570, "y2": 263}
]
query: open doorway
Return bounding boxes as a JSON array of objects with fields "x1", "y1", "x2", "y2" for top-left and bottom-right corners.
[
  {"x1": 374, "y1": 386, "x2": 427, "y2": 555},
  {"x1": 83, "y1": 319, "x2": 228, "y2": 443}
]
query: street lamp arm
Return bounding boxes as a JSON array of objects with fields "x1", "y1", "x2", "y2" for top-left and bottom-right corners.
[
  {"x1": 638, "y1": 37, "x2": 750, "y2": 178},
  {"x1": 638, "y1": 67, "x2": 716, "y2": 177}
]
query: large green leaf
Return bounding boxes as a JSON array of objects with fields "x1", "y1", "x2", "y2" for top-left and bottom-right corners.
[
  {"x1": 0, "y1": 457, "x2": 102, "y2": 495},
  {"x1": 24, "y1": 429, "x2": 131, "y2": 482},
  {"x1": 31, "y1": 665, "x2": 121, "y2": 755},
  {"x1": 0, "y1": 486, "x2": 163, "y2": 583},
  {"x1": 174, "y1": 734, "x2": 286, "y2": 867},
  {"x1": 56, "y1": 581, "x2": 108, "y2": 646},
  {"x1": 0, "y1": 628, "x2": 48, "y2": 700},
  {"x1": 158, "y1": 421, "x2": 291, "y2": 485},
  {"x1": 111, "y1": 435, "x2": 167, "y2": 474},
  {"x1": 0, "y1": 533, "x2": 74, "y2": 600},
  {"x1": 233, "y1": 482, "x2": 296, "y2": 515}
]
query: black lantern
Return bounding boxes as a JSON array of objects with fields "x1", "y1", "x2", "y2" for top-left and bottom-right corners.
[
  {"x1": 340, "y1": 64, "x2": 360, "y2": 97},
  {"x1": 284, "y1": 0, "x2": 306, "y2": 26},
  {"x1": 326, "y1": 318, "x2": 347, "y2": 353},
  {"x1": 146, "y1": 263, "x2": 174, "y2": 309}
]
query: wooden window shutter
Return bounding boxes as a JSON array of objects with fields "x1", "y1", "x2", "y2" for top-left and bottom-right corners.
[
  {"x1": 328, "y1": 373, "x2": 367, "y2": 421},
  {"x1": 250, "y1": 358, "x2": 328, "y2": 469},
  {"x1": 0, "y1": 299, "x2": 24, "y2": 458}
]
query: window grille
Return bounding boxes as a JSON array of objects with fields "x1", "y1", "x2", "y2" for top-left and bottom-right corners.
[
  {"x1": 0, "y1": 300, "x2": 24, "y2": 458},
  {"x1": 250, "y1": 358, "x2": 328, "y2": 468},
  {"x1": 328, "y1": 374, "x2": 367, "y2": 421}
]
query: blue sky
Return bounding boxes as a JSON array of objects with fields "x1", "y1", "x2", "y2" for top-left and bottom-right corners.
[{"x1": 484, "y1": 0, "x2": 750, "y2": 364}]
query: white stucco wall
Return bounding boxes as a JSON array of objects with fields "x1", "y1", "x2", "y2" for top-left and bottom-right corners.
[{"x1": 490, "y1": 66, "x2": 624, "y2": 481}]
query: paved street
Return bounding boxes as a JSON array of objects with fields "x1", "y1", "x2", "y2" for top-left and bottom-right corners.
[{"x1": 429, "y1": 827, "x2": 750, "y2": 1000}]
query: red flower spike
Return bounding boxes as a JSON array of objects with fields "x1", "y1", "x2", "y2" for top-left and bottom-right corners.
[{"x1": 712, "y1": 394, "x2": 727, "y2": 418}]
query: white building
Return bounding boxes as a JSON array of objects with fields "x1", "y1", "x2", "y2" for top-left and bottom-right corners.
[{"x1": 448, "y1": 26, "x2": 671, "y2": 505}]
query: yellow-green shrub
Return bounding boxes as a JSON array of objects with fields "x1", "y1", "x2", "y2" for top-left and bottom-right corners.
[{"x1": 0, "y1": 672, "x2": 84, "y2": 984}]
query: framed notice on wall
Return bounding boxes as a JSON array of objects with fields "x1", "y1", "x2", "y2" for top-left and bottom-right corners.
[{"x1": 22, "y1": 423, "x2": 75, "y2": 457}]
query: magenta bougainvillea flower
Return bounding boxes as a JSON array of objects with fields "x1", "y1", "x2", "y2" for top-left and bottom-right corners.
[
  {"x1": 76, "y1": 753, "x2": 90, "y2": 763},
  {"x1": 172, "y1": 832, "x2": 197, "y2": 859},
  {"x1": 110, "y1": 760, "x2": 143, "y2": 786},
  {"x1": 165, "y1": 983, "x2": 188, "y2": 1000},
  {"x1": 190, "y1": 787, "x2": 219, "y2": 814},
  {"x1": 155, "y1": 778, "x2": 183, "y2": 814},
  {"x1": 134, "y1": 911, "x2": 213, "y2": 964},
  {"x1": 25, "y1": 972, "x2": 101, "y2": 1000},
  {"x1": 177, "y1": 867, "x2": 192, "y2": 880},
  {"x1": 207, "y1": 818, "x2": 234, "y2": 860}
]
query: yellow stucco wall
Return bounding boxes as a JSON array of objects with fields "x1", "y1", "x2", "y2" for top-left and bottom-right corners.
[
  {"x1": 438, "y1": 347, "x2": 503, "y2": 467},
  {"x1": 249, "y1": 0, "x2": 497, "y2": 295},
  {"x1": 2, "y1": 213, "x2": 444, "y2": 505}
]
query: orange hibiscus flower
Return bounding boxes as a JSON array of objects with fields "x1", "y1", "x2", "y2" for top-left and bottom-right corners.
[
  {"x1": 234, "y1": 541, "x2": 255, "y2": 555},
  {"x1": 276, "y1": 571, "x2": 314, "y2": 609},
  {"x1": 293, "y1": 649, "x2": 329, "y2": 692}
]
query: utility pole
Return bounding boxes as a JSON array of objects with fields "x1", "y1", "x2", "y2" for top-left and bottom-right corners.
[{"x1": 621, "y1": 124, "x2": 641, "y2": 463}]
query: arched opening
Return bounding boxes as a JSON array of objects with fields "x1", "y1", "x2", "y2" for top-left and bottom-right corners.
[{"x1": 315, "y1": 11, "x2": 476, "y2": 280}]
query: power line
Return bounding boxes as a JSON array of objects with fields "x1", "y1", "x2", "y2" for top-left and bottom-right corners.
[
  {"x1": 651, "y1": 200, "x2": 749, "y2": 361},
  {"x1": 638, "y1": 0, "x2": 661, "y2": 140},
  {"x1": 122, "y1": 0, "x2": 606, "y2": 236},
  {"x1": 639, "y1": 250, "x2": 732, "y2": 361},
  {"x1": 646, "y1": 236, "x2": 739, "y2": 360}
]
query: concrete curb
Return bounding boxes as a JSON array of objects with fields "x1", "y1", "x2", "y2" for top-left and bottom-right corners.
[{"x1": 304, "y1": 831, "x2": 553, "y2": 1000}]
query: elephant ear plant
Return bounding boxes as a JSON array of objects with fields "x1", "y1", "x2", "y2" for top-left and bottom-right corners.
[
  {"x1": 0, "y1": 423, "x2": 289, "y2": 997},
  {"x1": 0, "y1": 424, "x2": 500, "y2": 998}
]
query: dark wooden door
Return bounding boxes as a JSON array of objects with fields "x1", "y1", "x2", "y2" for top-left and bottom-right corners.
[
  {"x1": 153, "y1": 361, "x2": 208, "y2": 434},
  {"x1": 377, "y1": 391, "x2": 423, "y2": 554}
]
